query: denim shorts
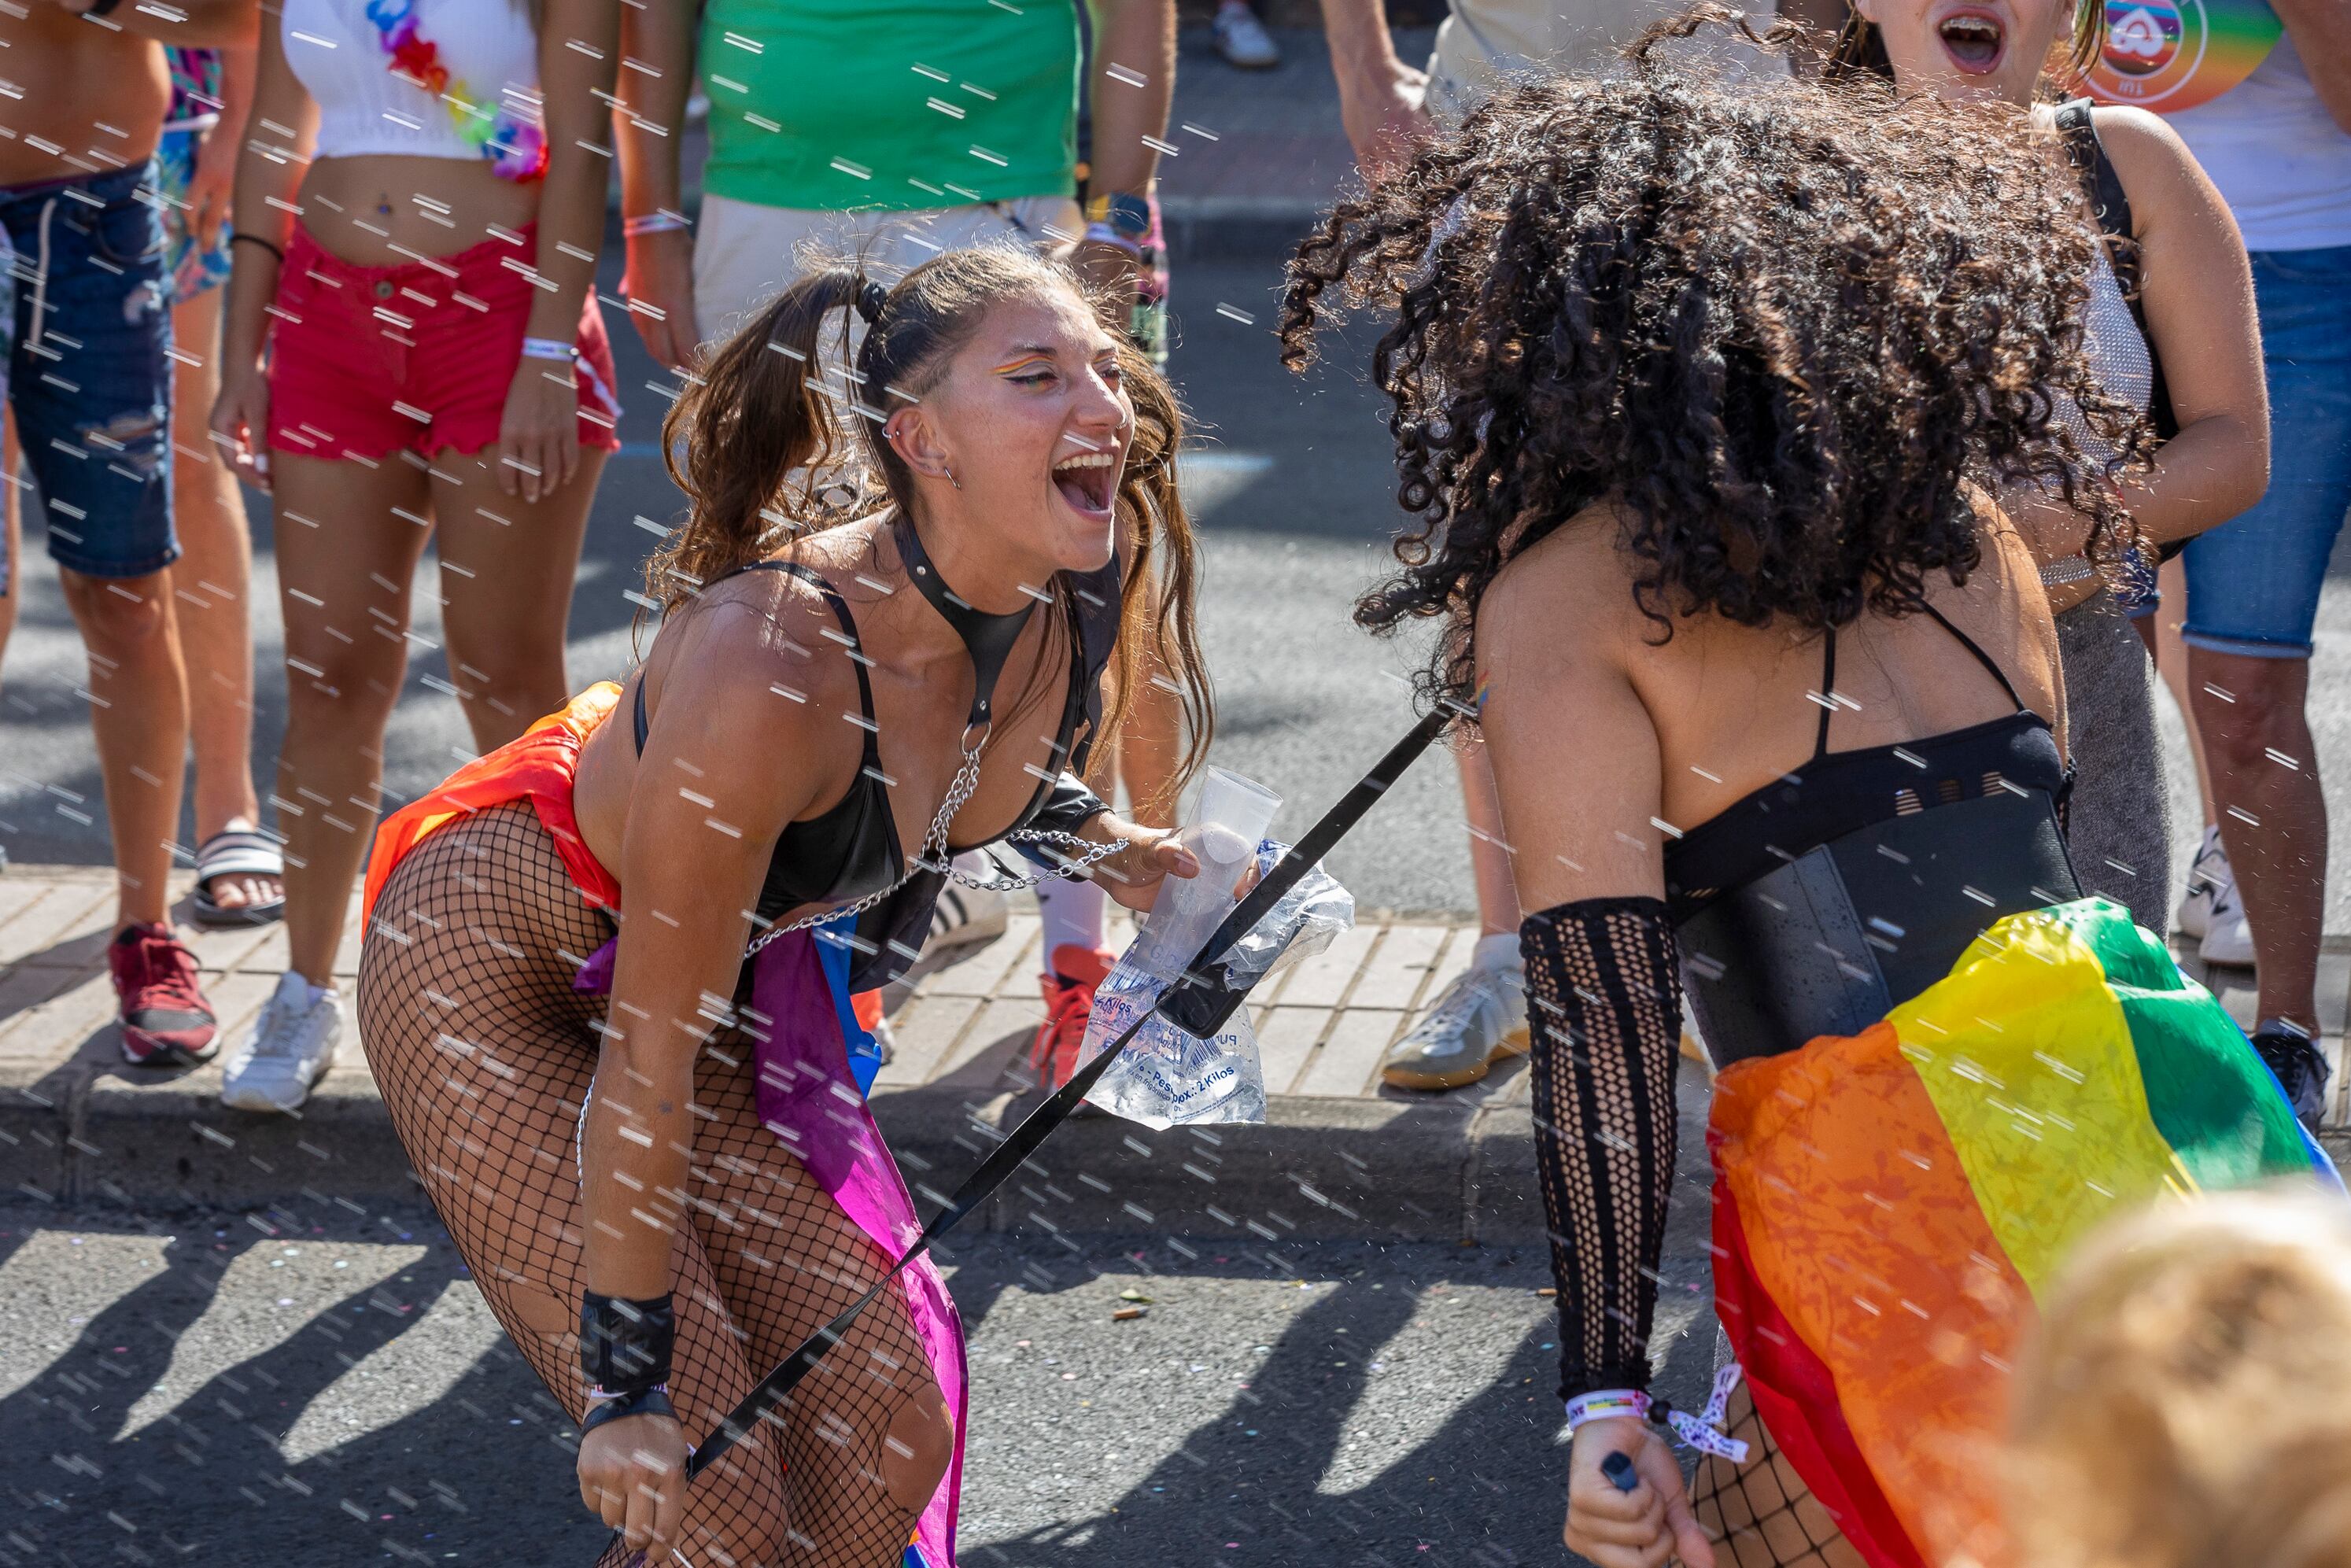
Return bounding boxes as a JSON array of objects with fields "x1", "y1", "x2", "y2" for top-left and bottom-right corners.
[
  {"x1": 2179, "y1": 245, "x2": 2351, "y2": 659},
  {"x1": 0, "y1": 161, "x2": 175, "y2": 581}
]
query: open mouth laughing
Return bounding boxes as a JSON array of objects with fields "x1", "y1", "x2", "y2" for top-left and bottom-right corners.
[
  {"x1": 1935, "y1": 8, "x2": 2007, "y2": 72},
  {"x1": 1051, "y1": 447, "x2": 1120, "y2": 519}
]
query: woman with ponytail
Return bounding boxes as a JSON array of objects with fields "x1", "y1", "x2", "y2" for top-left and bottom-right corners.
[{"x1": 352, "y1": 243, "x2": 1212, "y2": 1566}]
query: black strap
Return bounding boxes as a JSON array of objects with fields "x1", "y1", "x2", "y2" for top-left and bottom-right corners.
[
  {"x1": 668, "y1": 703, "x2": 1455, "y2": 1488},
  {"x1": 1920, "y1": 603, "x2": 2027, "y2": 711},
  {"x1": 633, "y1": 560, "x2": 880, "y2": 763},
  {"x1": 2054, "y1": 98, "x2": 2179, "y2": 445},
  {"x1": 1813, "y1": 628, "x2": 1839, "y2": 759},
  {"x1": 1814, "y1": 610, "x2": 2024, "y2": 762},
  {"x1": 896, "y1": 519, "x2": 1036, "y2": 729}
]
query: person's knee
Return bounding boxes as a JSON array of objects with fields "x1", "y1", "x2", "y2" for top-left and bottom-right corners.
[
  {"x1": 880, "y1": 1383, "x2": 954, "y2": 1511},
  {"x1": 2192, "y1": 658, "x2": 2312, "y2": 769},
  {"x1": 58, "y1": 568, "x2": 171, "y2": 650}
]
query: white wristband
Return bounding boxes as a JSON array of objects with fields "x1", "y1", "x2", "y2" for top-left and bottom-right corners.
[
  {"x1": 522, "y1": 335, "x2": 578, "y2": 363},
  {"x1": 1563, "y1": 1389, "x2": 1651, "y2": 1432}
]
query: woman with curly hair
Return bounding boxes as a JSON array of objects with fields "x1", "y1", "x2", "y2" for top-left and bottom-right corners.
[
  {"x1": 354, "y1": 243, "x2": 1214, "y2": 1567},
  {"x1": 1832, "y1": 0, "x2": 2279, "y2": 1087},
  {"x1": 1283, "y1": 20, "x2": 2332, "y2": 1568}
]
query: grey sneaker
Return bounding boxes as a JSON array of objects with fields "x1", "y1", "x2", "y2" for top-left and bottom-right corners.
[
  {"x1": 1212, "y1": 0, "x2": 1281, "y2": 68},
  {"x1": 1382, "y1": 961, "x2": 1530, "y2": 1091},
  {"x1": 221, "y1": 972, "x2": 341, "y2": 1113}
]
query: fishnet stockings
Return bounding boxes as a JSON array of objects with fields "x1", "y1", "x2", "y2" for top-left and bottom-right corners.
[
  {"x1": 356, "y1": 802, "x2": 947, "y2": 1567},
  {"x1": 1519, "y1": 896, "x2": 1683, "y2": 1400},
  {"x1": 1694, "y1": 1385, "x2": 1866, "y2": 1568}
]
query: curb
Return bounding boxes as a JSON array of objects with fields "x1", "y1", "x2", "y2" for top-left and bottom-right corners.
[{"x1": 0, "y1": 1063, "x2": 1557, "y2": 1243}]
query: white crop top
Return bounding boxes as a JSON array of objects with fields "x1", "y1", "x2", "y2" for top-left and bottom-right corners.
[{"x1": 281, "y1": 0, "x2": 542, "y2": 166}]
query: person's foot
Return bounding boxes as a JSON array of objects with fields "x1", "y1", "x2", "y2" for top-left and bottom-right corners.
[
  {"x1": 1032, "y1": 943, "x2": 1114, "y2": 1091},
  {"x1": 1212, "y1": 0, "x2": 1282, "y2": 68},
  {"x1": 190, "y1": 821, "x2": 286, "y2": 928},
  {"x1": 1382, "y1": 935, "x2": 1530, "y2": 1092},
  {"x1": 2176, "y1": 824, "x2": 2229, "y2": 942},
  {"x1": 110, "y1": 923, "x2": 218, "y2": 1065},
  {"x1": 2200, "y1": 873, "x2": 2256, "y2": 968},
  {"x1": 220, "y1": 972, "x2": 341, "y2": 1112},
  {"x1": 2251, "y1": 1020, "x2": 2331, "y2": 1130}
]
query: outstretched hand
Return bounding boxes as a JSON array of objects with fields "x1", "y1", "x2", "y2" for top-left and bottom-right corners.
[{"x1": 1564, "y1": 1418, "x2": 1715, "y2": 1568}]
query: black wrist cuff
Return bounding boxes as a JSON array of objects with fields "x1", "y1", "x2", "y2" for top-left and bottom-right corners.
[
  {"x1": 580, "y1": 1383, "x2": 676, "y2": 1435},
  {"x1": 579, "y1": 1291, "x2": 675, "y2": 1396}
]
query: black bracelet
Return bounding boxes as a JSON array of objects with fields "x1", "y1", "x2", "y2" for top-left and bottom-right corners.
[
  {"x1": 581, "y1": 1383, "x2": 676, "y2": 1436},
  {"x1": 579, "y1": 1290, "x2": 675, "y2": 1396},
  {"x1": 83, "y1": 0, "x2": 123, "y2": 17},
  {"x1": 231, "y1": 232, "x2": 285, "y2": 264}
]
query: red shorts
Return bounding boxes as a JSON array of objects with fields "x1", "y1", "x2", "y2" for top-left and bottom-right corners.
[{"x1": 267, "y1": 221, "x2": 622, "y2": 461}]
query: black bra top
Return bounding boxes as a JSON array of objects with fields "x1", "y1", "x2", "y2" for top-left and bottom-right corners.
[
  {"x1": 631, "y1": 552, "x2": 1108, "y2": 924},
  {"x1": 1662, "y1": 603, "x2": 2071, "y2": 924}
]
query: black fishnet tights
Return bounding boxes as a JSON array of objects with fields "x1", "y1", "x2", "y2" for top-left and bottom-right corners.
[
  {"x1": 1693, "y1": 1384, "x2": 1865, "y2": 1568},
  {"x1": 356, "y1": 802, "x2": 948, "y2": 1567},
  {"x1": 1519, "y1": 897, "x2": 1683, "y2": 1400}
]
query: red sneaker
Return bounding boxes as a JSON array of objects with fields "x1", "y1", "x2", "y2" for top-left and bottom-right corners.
[
  {"x1": 1029, "y1": 944, "x2": 1114, "y2": 1090},
  {"x1": 110, "y1": 923, "x2": 218, "y2": 1065}
]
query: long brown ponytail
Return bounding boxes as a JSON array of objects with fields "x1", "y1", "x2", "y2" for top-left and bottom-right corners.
[{"x1": 648, "y1": 269, "x2": 866, "y2": 604}]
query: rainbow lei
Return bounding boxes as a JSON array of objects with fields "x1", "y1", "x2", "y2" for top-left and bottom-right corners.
[{"x1": 363, "y1": 0, "x2": 546, "y2": 181}]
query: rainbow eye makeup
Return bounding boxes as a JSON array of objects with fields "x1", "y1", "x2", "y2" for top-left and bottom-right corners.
[{"x1": 993, "y1": 354, "x2": 1056, "y2": 378}]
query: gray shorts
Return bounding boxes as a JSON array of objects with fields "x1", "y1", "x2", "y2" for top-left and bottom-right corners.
[{"x1": 2054, "y1": 591, "x2": 2170, "y2": 932}]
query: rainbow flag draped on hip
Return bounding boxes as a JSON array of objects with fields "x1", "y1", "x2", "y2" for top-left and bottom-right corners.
[{"x1": 1707, "y1": 898, "x2": 2338, "y2": 1568}]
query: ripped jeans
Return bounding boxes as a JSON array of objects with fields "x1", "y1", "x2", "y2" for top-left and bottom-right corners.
[{"x1": 0, "y1": 160, "x2": 172, "y2": 580}]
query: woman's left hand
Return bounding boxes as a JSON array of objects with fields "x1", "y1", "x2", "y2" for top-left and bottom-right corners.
[
  {"x1": 499, "y1": 355, "x2": 582, "y2": 504},
  {"x1": 1087, "y1": 814, "x2": 1199, "y2": 913}
]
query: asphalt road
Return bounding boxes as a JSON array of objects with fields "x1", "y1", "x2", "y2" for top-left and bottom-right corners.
[
  {"x1": 6, "y1": 246, "x2": 2351, "y2": 923},
  {"x1": 0, "y1": 1189, "x2": 1722, "y2": 1568}
]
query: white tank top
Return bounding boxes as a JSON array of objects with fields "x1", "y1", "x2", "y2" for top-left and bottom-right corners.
[
  {"x1": 281, "y1": 0, "x2": 541, "y2": 164},
  {"x1": 2166, "y1": 35, "x2": 2351, "y2": 253}
]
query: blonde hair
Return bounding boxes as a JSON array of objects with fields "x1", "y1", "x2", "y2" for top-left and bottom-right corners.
[{"x1": 2012, "y1": 1187, "x2": 2351, "y2": 1568}]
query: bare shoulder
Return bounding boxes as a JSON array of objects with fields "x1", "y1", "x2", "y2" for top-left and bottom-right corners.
[
  {"x1": 653, "y1": 555, "x2": 864, "y2": 722},
  {"x1": 2089, "y1": 104, "x2": 2222, "y2": 227},
  {"x1": 1476, "y1": 502, "x2": 1638, "y2": 672}
]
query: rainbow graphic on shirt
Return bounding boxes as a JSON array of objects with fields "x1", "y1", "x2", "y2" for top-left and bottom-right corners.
[
  {"x1": 2083, "y1": 0, "x2": 2282, "y2": 113},
  {"x1": 1708, "y1": 898, "x2": 2338, "y2": 1568}
]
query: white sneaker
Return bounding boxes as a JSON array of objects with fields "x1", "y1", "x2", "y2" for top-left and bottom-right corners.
[
  {"x1": 1212, "y1": 0, "x2": 1282, "y2": 68},
  {"x1": 221, "y1": 972, "x2": 342, "y2": 1112},
  {"x1": 2176, "y1": 825, "x2": 2230, "y2": 941},
  {"x1": 902, "y1": 854, "x2": 1011, "y2": 984},
  {"x1": 2200, "y1": 876, "x2": 2257, "y2": 968},
  {"x1": 1382, "y1": 936, "x2": 1530, "y2": 1092}
]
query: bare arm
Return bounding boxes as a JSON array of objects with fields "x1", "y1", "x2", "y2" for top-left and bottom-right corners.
[
  {"x1": 1316, "y1": 0, "x2": 1430, "y2": 181},
  {"x1": 2100, "y1": 106, "x2": 2268, "y2": 547},
  {"x1": 209, "y1": 11, "x2": 314, "y2": 487},
  {"x1": 525, "y1": 0, "x2": 622, "y2": 356},
  {"x1": 47, "y1": 0, "x2": 259, "y2": 47},
  {"x1": 613, "y1": 0, "x2": 699, "y2": 368},
  {"x1": 2272, "y1": 0, "x2": 2351, "y2": 136},
  {"x1": 1087, "y1": 0, "x2": 1173, "y2": 204},
  {"x1": 586, "y1": 602, "x2": 839, "y2": 1297}
]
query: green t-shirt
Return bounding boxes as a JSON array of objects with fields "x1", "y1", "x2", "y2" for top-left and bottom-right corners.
[{"x1": 699, "y1": 0, "x2": 1082, "y2": 213}]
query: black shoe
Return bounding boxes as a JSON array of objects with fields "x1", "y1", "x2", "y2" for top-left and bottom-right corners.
[{"x1": 2252, "y1": 1024, "x2": 2331, "y2": 1131}]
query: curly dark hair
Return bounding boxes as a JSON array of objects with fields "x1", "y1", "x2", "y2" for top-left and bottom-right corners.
[{"x1": 1279, "y1": 8, "x2": 2148, "y2": 709}]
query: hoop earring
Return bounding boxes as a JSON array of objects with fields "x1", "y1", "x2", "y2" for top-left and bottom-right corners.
[{"x1": 944, "y1": 466, "x2": 961, "y2": 490}]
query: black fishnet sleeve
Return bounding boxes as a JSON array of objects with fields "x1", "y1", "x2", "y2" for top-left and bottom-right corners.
[{"x1": 1520, "y1": 895, "x2": 1683, "y2": 1403}]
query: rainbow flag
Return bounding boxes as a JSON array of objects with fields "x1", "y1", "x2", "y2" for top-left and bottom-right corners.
[{"x1": 1708, "y1": 898, "x2": 2337, "y2": 1568}]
